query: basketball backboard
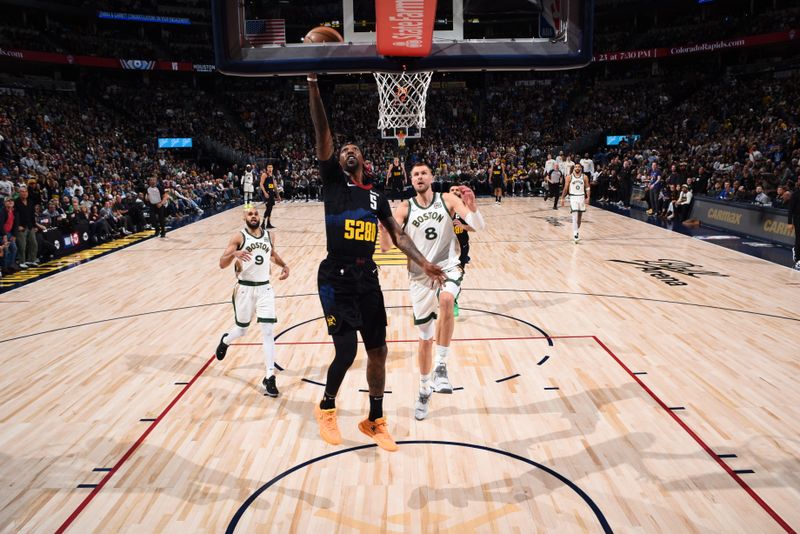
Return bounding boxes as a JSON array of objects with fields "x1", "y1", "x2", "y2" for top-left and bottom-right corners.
[{"x1": 212, "y1": 0, "x2": 593, "y2": 76}]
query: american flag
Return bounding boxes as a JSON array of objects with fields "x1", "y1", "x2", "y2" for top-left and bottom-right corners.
[{"x1": 245, "y1": 19, "x2": 286, "y2": 45}]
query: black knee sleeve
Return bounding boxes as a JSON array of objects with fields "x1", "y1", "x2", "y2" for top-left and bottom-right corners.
[{"x1": 324, "y1": 330, "x2": 358, "y2": 397}]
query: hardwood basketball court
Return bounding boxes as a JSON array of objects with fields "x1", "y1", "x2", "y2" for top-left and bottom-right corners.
[{"x1": 1, "y1": 199, "x2": 798, "y2": 533}]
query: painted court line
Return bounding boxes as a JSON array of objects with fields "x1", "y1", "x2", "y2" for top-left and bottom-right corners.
[
  {"x1": 55, "y1": 354, "x2": 216, "y2": 534},
  {"x1": 54, "y1": 336, "x2": 795, "y2": 534},
  {"x1": 592, "y1": 336, "x2": 794, "y2": 534}
]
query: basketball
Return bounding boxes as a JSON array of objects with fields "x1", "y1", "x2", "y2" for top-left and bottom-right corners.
[
  {"x1": 6, "y1": 1, "x2": 800, "y2": 533},
  {"x1": 303, "y1": 26, "x2": 343, "y2": 44}
]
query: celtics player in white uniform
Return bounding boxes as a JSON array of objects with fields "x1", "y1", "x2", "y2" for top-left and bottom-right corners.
[
  {"x1": 242, "y1": 164, "x2": 255, "y2": 204},
  {"x1": 379, "y1": 162, "x2": 485, "y2": 420},
  {"x1": 561, "y1": 163, "x2": 591, "y2": 243},
  {"x1": 215, "y1": 204, "x2": 290, "y2": 396}
]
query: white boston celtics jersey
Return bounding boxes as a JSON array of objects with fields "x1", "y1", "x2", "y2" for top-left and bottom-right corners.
[
  {"x1": 243, "y1": 171, "x2": 254, "y2": 191},
  {"x1": 237, "y1": 228, "x2": 272, "y2": 283},
  {"x1": 569, "y1": 173, "x2": 586, "y2": 197},
  {"x1": 404, "y1": 193, "x2": 460, "y2": 277}
]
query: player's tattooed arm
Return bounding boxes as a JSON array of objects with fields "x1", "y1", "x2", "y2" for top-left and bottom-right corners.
[
  {"x1": 219, "y1": 233, "x2": 248, "y2": 269},
  {"x1": 378, "y1": 203, "x2": 407, "y2": 252},
  {"x1": 307, "y1": 74, "x2": 333, "y2": 161},
  {"x1": 382, "y1": 215, "x2": 445, "y2": 284}
]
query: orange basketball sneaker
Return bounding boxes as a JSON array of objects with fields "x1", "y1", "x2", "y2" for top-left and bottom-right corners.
[
  {"x1": 358, "y1": 417, "x2": 399, "y2": 452},
  {"x1": 314, "y1": 405, "x2": 342, "y2": 445}
]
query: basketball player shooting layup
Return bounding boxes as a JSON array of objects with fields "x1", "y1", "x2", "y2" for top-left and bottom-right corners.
[
  {"x1": 215, "y1": 205, "x2": 290, "y2": 397},
  {"x1": 307, "y1": 72, "x2": 445, "y2": 452},
  {"x1": 561, "y1": 163, "x2": 590, "y2": 243},
  {"x1": 379, "y1": 163, "x2": 485, "y2": 420}
]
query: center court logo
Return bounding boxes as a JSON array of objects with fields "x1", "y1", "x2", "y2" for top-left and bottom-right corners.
[{"x1": 609, "y1": 258, "x2": 728, "y2": 286}]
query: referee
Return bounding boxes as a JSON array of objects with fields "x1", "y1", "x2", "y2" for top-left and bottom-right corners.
[
  {"x1": 146, "y1": 176, "x2": 168, "y2": 238},
  {"x1": 307, "y1": 72, "x2": 444, "y2": 452}
]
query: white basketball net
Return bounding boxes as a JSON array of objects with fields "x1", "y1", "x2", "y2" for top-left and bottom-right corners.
[{"x1": 374, "y1": 71, "x2": 433, "y2": 130}]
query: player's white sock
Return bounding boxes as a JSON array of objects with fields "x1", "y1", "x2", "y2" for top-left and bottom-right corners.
[
  {"x1": 572, "y1": 212, "x2": 579, "y2": 236},
  {"x1": 224, "y1": 326, "x2": 248, "y2": 344},
  {"x1": 420, "y1": 372, "x2": 432, "y2": 395},
  {"x1": 261, "y1": 323, "x2": 275, "y2": 377},
  {"x1": 435, "y1": 345, "x2": 449, "y2": 367}
]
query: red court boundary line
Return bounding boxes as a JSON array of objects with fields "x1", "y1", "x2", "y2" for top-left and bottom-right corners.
[
  {"x1": 54, "y1": 337, "x2": 795, "y2": 533},
  {"x1": 592, "y1": 336, "x2": 796, "y2": 534},
  {"x1": 54, "y1": 354, "x2": 216, "y2": 534}
]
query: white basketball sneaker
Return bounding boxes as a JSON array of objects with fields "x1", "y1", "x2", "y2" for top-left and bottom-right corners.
[
  {"x1": 414, "y1": 391, "x2": 431, "y2": 420},
  {"x1": 433, "y1": 363, "x2": 452, "y2": 394}
]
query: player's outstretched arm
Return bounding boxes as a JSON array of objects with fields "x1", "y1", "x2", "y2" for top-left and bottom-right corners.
[
  {"x1": 219, "y1": 233, "x2": 248, "y2": 269},
  {"x1": 382, "y1": 216, "x2": 445, "y2": 284},
  {"x1": 307, "y1": 74, "x2": 333, "y2": 161},
  {"x1": 378, "y1": 202, "x2": 408, "y2": 252},
  {"x1": 445, "y1": 187, "x2": 485, "y2": 231}
]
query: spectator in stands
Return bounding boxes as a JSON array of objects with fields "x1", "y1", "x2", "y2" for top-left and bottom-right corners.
[
  {"x1": 88, "y1": 205, "x2": 112, "y2": 242},
  {"x1": 146, "y1": 176, "x2": 167, "y2": 238},
  {"x1": 645, "y1": 166, "x2": 663, "y2": 215},
  {"x1": 14, "y1": 185, "x2": 38, "y2": 268},
  {"x1": 670, "y1": 184, "x2": 693, "y2": 222},
  {"x1": 718, "y1": 181, "x2": 734, "y2": 200},
  {"x1": 617, "y1": 158, "x2": 633, "y2": 208},
  {"x1": 665, "y1": 164, "x2": 682, "y2": 187},
  {"x1": 1, "y1": 197, "x2": 19, "y2": 273},
  {"x1": 733, "y1": 185, "x2": 749, "y2": 202},
  {"x1": 33, "y1": 203, "x2": 56, "y2": 261},
  {"x1": 773, "y1": 186, "x2": 789, "y2": 209},
  {"x1": 0, "y1": 171, "x2": 12, "y2": 199},
  {"x1": 753, "y1": 186, "x2": 771, "y2": 206}
]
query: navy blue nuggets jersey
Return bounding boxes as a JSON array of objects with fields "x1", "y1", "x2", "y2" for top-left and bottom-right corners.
[{"x1": 319, "y1": 156, "x2": 392, "y2": 258}]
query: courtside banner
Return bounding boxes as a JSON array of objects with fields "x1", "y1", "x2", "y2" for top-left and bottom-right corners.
[
  {"x1": 0, "y1": 47, "x2": 194, "y2": 71},
  {"x1": 691, "y1": 197, "x2": 795, "y2": 247},
  {"x1": 594, "y1": 29, "x2": 798, "y2": 62},
  {"x1": 376, "y1": 0, "x2": 437, "y2": 57}
]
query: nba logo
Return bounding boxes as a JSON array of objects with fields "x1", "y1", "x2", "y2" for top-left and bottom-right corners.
[
  {"x1": 540, "y1": 0, "x2": 562, "y2": 38},
  {"x1": 171, "y1": 62, "x2": 178, "y2": 70}
]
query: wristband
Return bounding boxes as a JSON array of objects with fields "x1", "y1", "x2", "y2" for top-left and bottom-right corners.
[{"x1": 464, "y1": 210, "x2": 485, "y2": 231}]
